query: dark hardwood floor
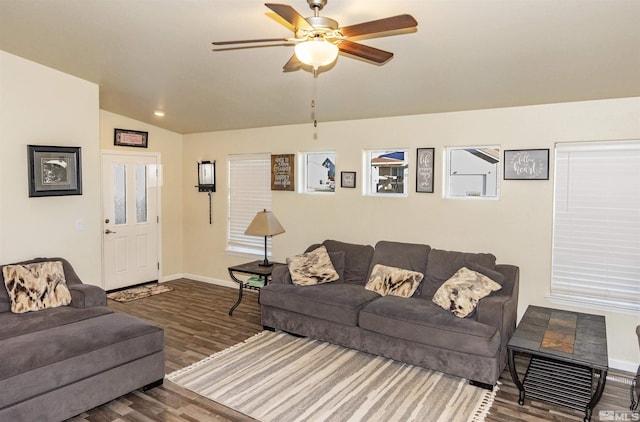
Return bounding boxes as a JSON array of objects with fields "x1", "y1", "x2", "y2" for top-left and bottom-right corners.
[{"x1": 70, "y1": 278, "x2": 635, "y2": 421}]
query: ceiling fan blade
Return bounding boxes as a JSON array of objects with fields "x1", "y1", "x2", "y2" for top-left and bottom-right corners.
[
  {"x1": 212, "y1": 38, "x2": 289, "y2": 45},
  {"x1": 213, "y1": 43, "x2": 295, "y2": 52},
  {"x1": 340, "y1": 14, "x2": 418, "y2": 38},
  {"x1": 338, "y1": 40, "x2": 393, "y2": 64},
  {"x1": 282, "y1": 54, "x2": 302, "y2": 71},
  {"x1": 265, "y1": 3, "x2": 314, "y2": 30}
]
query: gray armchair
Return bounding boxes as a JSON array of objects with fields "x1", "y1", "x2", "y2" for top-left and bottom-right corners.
[{"x1": 632, "y1": 325, "x2": 640, "y2": 411}]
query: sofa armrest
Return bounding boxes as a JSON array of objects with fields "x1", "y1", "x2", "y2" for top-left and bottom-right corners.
[
  {"x1": 476, "y1": 264, "x2": 519, "y2": 347},
  {"x1": 69, "y1": 284, "x2": 107, "y2": 308}
]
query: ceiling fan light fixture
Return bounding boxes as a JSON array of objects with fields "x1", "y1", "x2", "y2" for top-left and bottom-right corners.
[{"x1": 294, "y1": 38, "x2": 339, "y2": 70}]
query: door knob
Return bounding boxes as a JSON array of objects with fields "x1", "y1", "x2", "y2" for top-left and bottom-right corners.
[{"x1": 105, "y1": 229, "x2": 117, "y2": 234}]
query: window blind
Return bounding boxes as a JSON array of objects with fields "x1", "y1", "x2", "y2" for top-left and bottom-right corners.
[
  {"x1": 227, "y1": 154, "x2": 272, "y2": 254},
  {"x1": 551, "y1": 140, "x2": 640, "y2": 312}
]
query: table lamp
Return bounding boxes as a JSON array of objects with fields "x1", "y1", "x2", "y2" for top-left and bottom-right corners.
[{"x1": 244, "y1": 209, "x2": 285, "y2": 266}]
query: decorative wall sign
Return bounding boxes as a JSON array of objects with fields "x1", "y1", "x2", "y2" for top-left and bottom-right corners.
[
  {"x1": 341, "y1": 171, "x2": 356, "y2": 188},
  {"x1": 416, "y1": 148, "x2": 435, "y2": 193},
  {"x1": 114, "y1": 128, "x2": 148, "y2": 148},
  {"x1": 28, "y1": 145, "x2": 82, "y2": 197},
  {"x1": 504, "y1": 149, "x2": 549, "y2": 180},
  {"x1": 271, "y1": 154, "x2": 295, "y2": 191}
]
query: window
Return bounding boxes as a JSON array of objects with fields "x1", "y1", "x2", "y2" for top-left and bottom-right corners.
[
  {"x1": 227, "y1": 154, "x2": 272, "y2": 255},
  {"x1": 551, "y1": 140, "x2": 640, "y2": 313},
  {"x1": 304, "y1": 151, "x2": 336, "y2": 193},
  {"x1": 366, "y1": 149, "x2": 408, "y2": 195},
  {"x1": 445, "y1": 146, "x2": 500, "y2": 199}
]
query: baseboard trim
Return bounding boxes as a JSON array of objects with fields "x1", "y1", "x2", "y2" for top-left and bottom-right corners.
[
  {"x1": 182, "y1": 273, "x2": 249, "y2": 291},
  {"x1": 609, "y1": 358, "x2": 637, "y2": 373},
  {"x1": 161, "y1": 273, "x2": 184, "y2": 283},
  {"x1": 163, "y1": 273, "x2": 261, "y2": 293}
]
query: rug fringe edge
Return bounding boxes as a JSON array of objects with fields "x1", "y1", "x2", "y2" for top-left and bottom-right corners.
[
  {"x1": 166, "y1": 330, "x2": 270, "y2": 379},
  {"x1": 468, "y1": 380, "x2": 501, "y2": 422}
]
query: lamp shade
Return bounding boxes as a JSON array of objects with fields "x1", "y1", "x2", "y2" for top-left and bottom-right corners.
[
  {"x1": 294, "y1": 39, "x2": 339, "y2": 70},
  {"x1": 244, "y1": 209, "x2": 285, "y2": 237}
]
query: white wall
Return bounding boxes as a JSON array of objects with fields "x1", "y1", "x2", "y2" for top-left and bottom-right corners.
[
  {"x1": 182, "y1": 97, "x2": 640, "y2": 370},
  {"x1": 0, "y1": 51, "x2": 102, "y2": 285}
]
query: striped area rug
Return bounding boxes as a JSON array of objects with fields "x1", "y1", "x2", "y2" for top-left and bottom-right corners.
[{"x1": 168, "y1": 331, "x2": 497, "y2": 422}]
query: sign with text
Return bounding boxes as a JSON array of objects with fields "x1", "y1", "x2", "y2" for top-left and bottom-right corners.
[{"x1": 271, "y1": 154, "x2": 295, "y2": 191}]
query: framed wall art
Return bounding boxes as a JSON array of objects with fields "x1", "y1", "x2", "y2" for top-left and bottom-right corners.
[
  {"x1": 416, "y1": 148, "x2": 435, "y2": 193},
  {"x1": 271, "y1": 154, "x2": 295, "y2": 191},
  {"x1": 114, "y1": 128, "x2": 148, "y2": 148},
  {"x1": 341, "y1": 171, "x2": 356, "y2": 188},
  {"x1": 28, "y1": 145, "x2": 82, "y2": 197},
  {"x1": 504, "y1": 149, "x2": 549, "y2": 180}
]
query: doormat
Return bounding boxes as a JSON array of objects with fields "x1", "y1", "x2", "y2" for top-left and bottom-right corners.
[
  {"x1": 107, "y1": 284, "x2": 173, "y2": 303},
  {"x1": 168, "y1": 331, "x2": 498, "y2": 422}
]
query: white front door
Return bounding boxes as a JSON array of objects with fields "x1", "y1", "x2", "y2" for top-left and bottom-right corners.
[{"x1": 102, "y1": 152, "x2": 160, "y2": 291}]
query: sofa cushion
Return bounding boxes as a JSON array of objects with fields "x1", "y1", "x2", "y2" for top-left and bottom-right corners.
[
  {"x1": 322, "y1": 240, "x2": 374, "y2": 285},
  {"x1": 287, "y1": 246, "x2": 340, "y2": 286},
  {"x1": 260, "y1": 283, "x2": 380, "y2": 326},
  {"x1": 421, "y1": 249, "x2": 497, "y2": 299},
  {"x1": 432, "y1": 267, "x2": 502, "y2": 317},
  {"x1": 0, "y1": 312, "x2": 164, "y2": 410},
  {"x1": 2, "y1": 261, "x2": 71, "y2": 313},
  {"x1": 369, "y1": 241, "x2": 430, "y2": 275},
  {"x1": 365, "y1": 264, "x2": 424, "y2": 297},
  {"x1": 359, "y1": 295, "x2": 500, "y2": 357},
  {"x1": 0, "y1": 306, "x2": 113, "y2": 341}
]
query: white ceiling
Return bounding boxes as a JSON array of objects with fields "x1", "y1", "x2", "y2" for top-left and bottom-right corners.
[{"x1": 1, "y1": 0, "x2": 639, "y2": 134}]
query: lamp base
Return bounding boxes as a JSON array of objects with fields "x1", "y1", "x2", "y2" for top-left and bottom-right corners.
[{"x1": 259, "y1": 259, "x2": 273, "y2": 267}]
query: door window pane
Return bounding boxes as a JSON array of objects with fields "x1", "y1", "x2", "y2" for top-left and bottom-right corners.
[
  {"x1": 136, "y1": 165, "x2": 147, "y2": 223},
  {"x1": 114, "y1": 164, "x2": 126, "y2": 225}
]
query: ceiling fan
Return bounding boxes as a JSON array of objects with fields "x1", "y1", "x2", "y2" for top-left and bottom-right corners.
[{"x1": 212, "y1": 0, "x2": 418, "y2": 72}]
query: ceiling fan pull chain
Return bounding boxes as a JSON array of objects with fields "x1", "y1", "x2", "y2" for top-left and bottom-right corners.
[
  {"x1": 312, "y1": 99, "x2": 317, "y2": 127},
  {"x1": 312, "y1": 70, "x2": 319, "y2": 127}
]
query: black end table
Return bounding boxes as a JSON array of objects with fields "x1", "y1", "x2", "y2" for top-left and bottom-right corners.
[
  {"x1": 227, "y1": 260, "x2": 285, "y2": 316},
  {"x1": 507, "y1": 305, "x2": 608, "y2": 422}
]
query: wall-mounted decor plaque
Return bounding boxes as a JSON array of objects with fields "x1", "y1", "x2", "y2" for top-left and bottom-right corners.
[
  {"x1": 271, "y1": 154, "x2": 295, "y2": 191},
  {"x1": 114, "y1": 128, "x2": 148, "y2": 148}
]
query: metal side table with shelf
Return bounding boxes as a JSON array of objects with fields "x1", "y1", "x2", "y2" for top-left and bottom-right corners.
[{"x1": 227, "y1": 260, "x2": 285, "y2": 316}]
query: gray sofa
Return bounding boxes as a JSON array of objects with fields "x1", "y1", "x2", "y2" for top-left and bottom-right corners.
[
  {"x1": 261, "y1": 240, "x2": 519, "y2": 386},
  {"x1": 0, "y1": 257, "x2": 165, "y2": 422}
]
